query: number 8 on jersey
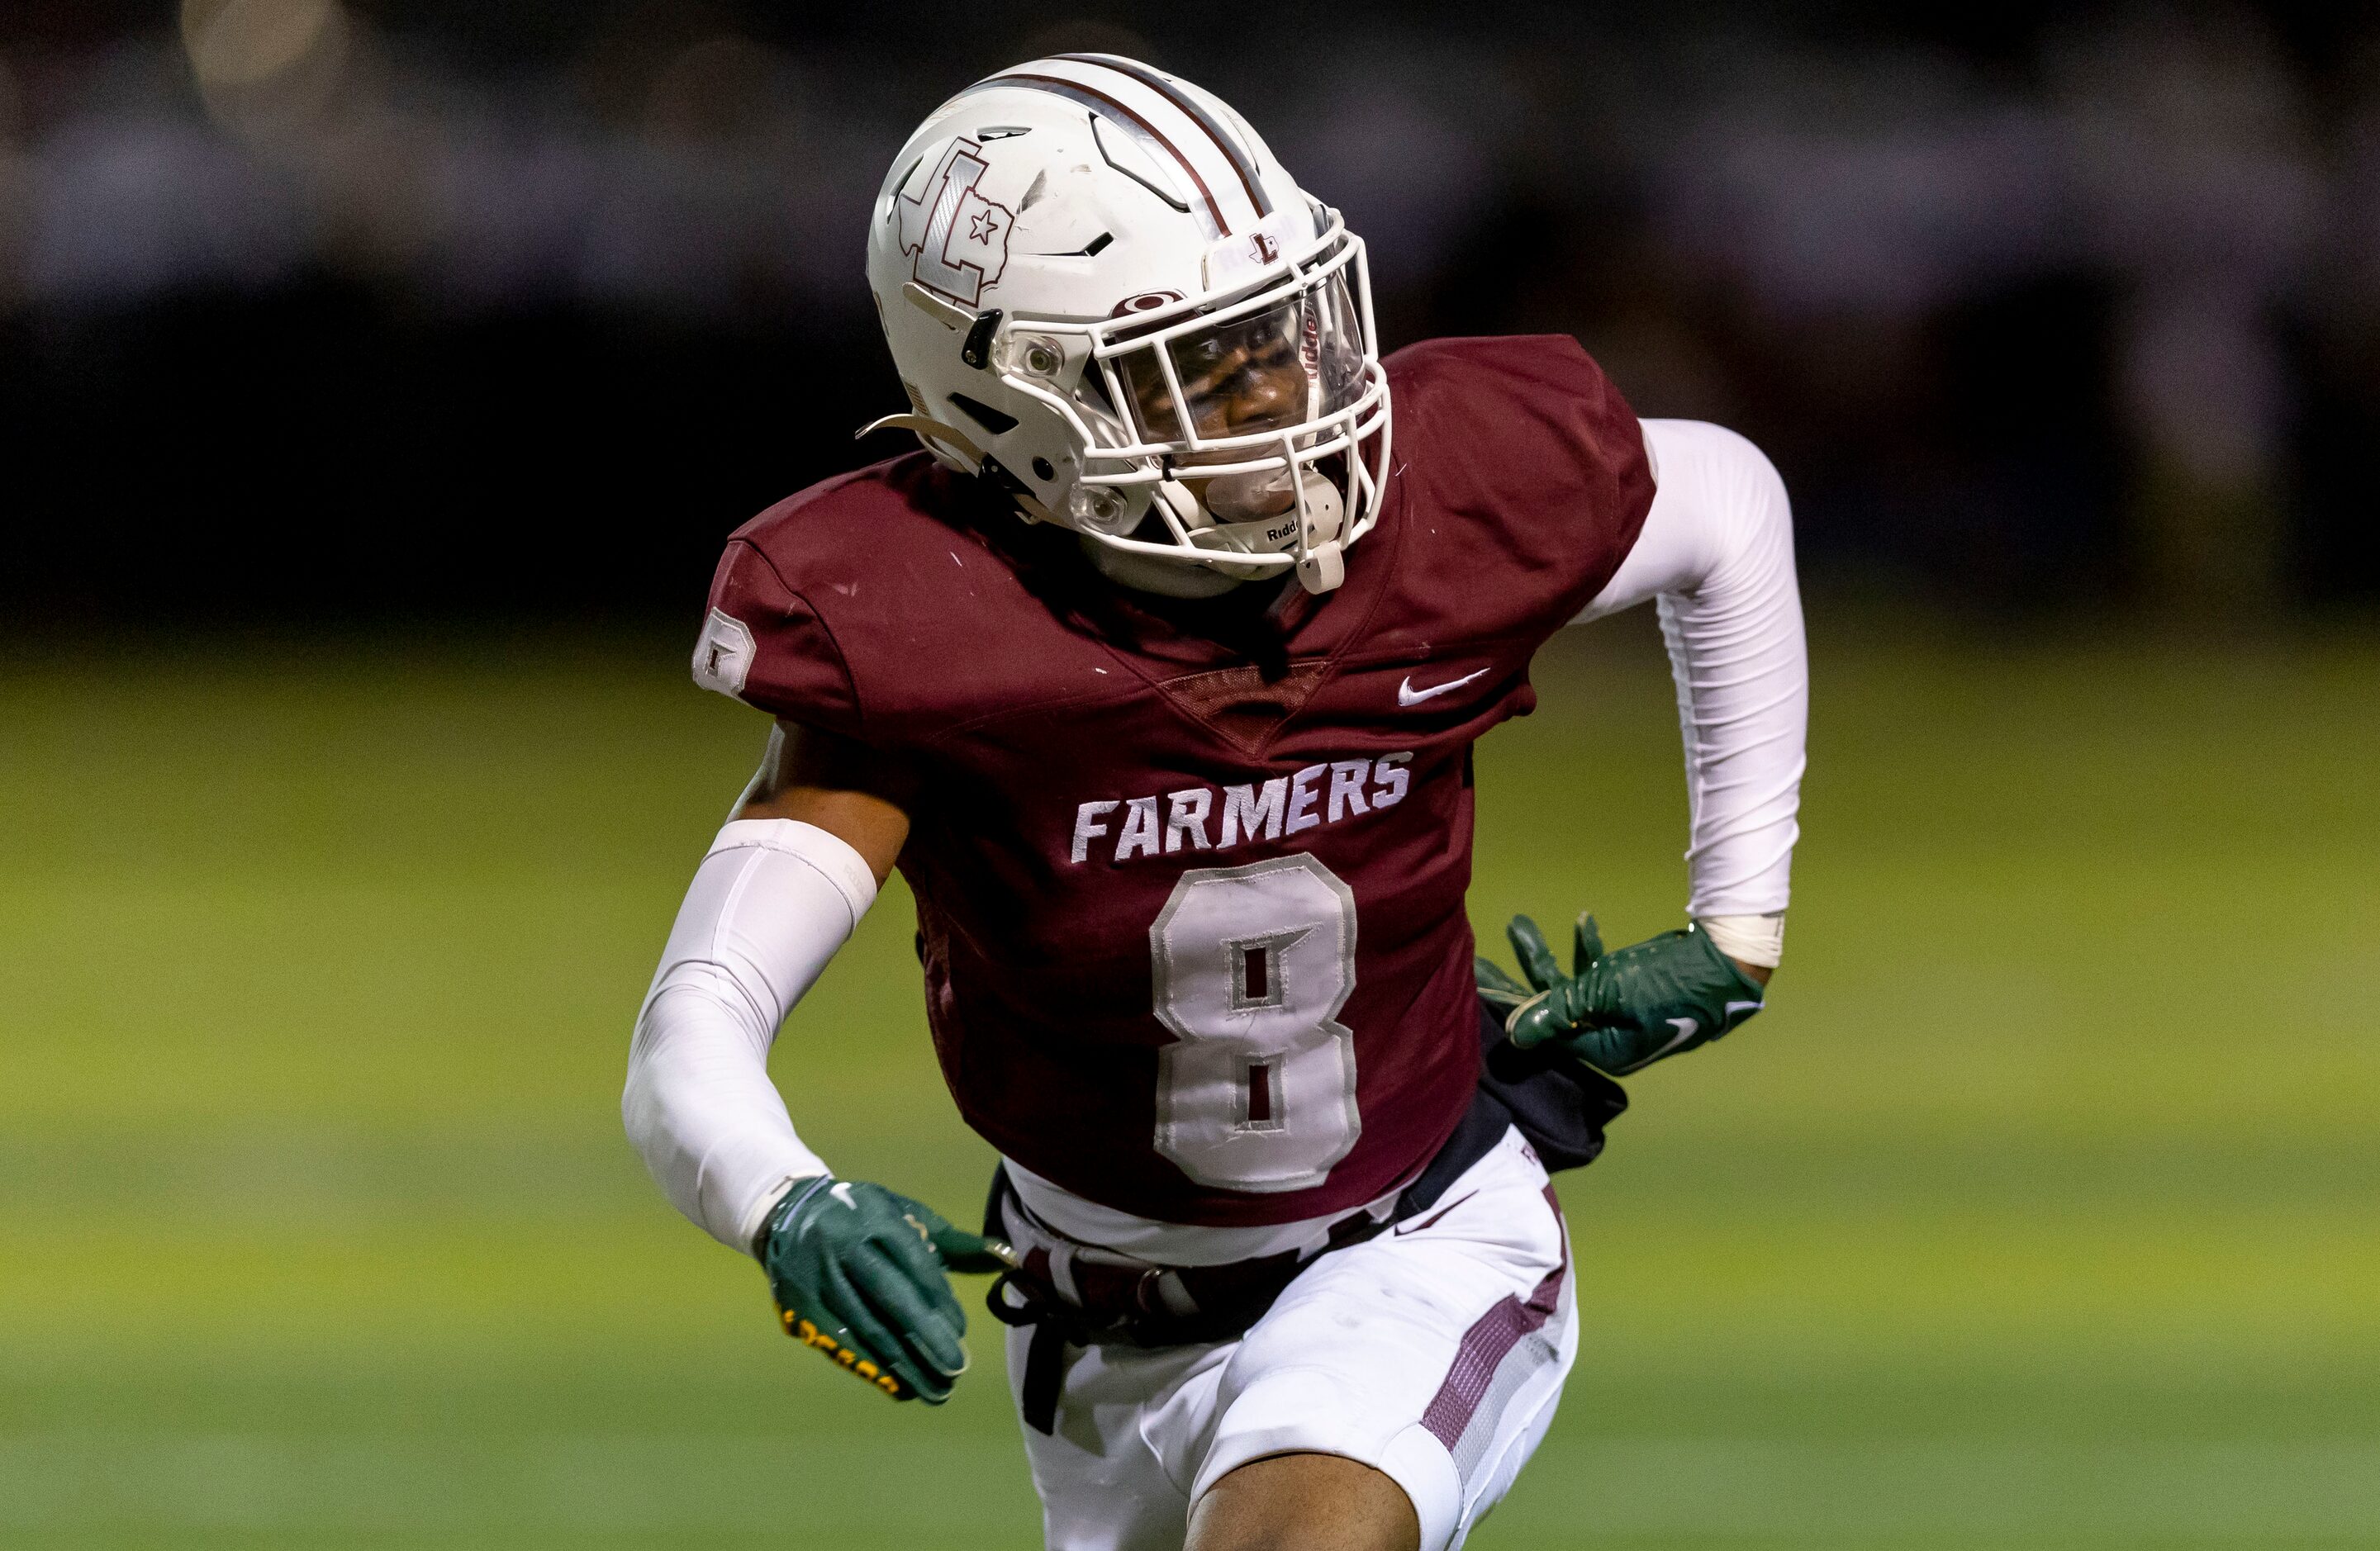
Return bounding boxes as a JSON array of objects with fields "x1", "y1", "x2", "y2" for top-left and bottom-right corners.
[{"x1": 1149, "y1": 855, "x2": 1362, "y2": 1193}]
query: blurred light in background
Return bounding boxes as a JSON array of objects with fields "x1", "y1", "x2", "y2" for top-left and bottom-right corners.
[
  {"x1": 182, "y1": 0, "x2": 351, "y2": 109},
  {"x1": 0, "y1": 7, "x2": 2350, "y2": 344},
  {"x1": 0, "y1": 2, "x2": 2373, "y2": 621}
]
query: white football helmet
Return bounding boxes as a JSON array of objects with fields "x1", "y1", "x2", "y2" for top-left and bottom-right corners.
[{"x1": 863, "y1": 55, "x2": 1392, "y2": 595}]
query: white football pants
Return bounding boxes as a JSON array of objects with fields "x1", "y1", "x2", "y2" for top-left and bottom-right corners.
[{"x1": 1005, "y1": 1126, "x2": 1578, "y2": 1551}]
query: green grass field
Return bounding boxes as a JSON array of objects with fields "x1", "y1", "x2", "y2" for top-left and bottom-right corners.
[{"x1": 2, "y1": 615, "x2": 2374, "y2": 1549}]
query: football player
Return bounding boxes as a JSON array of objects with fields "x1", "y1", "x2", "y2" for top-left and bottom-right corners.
[{"x1": 625, "y1": 54, "x2": 1804, "y2": 1551}]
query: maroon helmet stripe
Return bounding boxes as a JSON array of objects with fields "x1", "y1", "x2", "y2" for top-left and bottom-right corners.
[
  {"x1": 989, "y1": 71, "x2": 1232, "y2": 235},
  {"x1": 1055, "y1": 54, "x2": 1274, "y2": 219}
]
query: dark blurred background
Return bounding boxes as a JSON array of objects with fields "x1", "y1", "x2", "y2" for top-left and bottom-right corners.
[{"x1": 2, "y1": 0, "x2": 2376, "y2": 626}]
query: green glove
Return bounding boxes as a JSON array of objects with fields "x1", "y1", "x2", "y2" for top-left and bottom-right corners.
[
  {"x1": 1475, "y1": 913, "x2": 1767, "y2": 1077},
  {"x1": 757, "y1": 1176, "x2": 1014, "y2": 1403}
]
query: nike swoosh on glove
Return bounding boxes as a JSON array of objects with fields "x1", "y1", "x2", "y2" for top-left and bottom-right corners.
[
  {"x1": 1475, "y1": 913, "x2": 1766, "y2": 1077},
  {"x1": 757, "y1": 1176, "x2": 1012, "y2": 1402}
]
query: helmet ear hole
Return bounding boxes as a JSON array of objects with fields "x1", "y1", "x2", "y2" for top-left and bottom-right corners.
[{"x1": 949, "y1": 392, "x2": 1019, "y2": 435}]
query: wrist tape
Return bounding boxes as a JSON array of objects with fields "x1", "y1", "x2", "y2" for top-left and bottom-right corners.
[{"x1": 1697, "y1": 912, "x2": 1784, "y2": 969}]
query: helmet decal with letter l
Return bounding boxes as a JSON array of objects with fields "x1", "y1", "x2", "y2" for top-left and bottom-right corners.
[
  {"x1": 863, "y1": 54, "x2": 1392, "y2": 596},
  {"x1": 895, "y1": 139, "x2": 1015, "y2": 308}
]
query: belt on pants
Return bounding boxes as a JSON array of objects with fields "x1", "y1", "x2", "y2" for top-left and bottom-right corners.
[{"x1": 982, "y1": 999, "x2": 1627, "y2": 1435}]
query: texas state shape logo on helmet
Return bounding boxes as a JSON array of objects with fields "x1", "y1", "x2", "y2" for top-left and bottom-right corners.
[{"x1": 896, "y1": 138, "x2": 1014, "y2": 307}]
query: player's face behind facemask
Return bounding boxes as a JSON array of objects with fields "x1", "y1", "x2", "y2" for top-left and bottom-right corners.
[{"x1": 1104, "y1": 272, "x2": 1369, "y2": 528}]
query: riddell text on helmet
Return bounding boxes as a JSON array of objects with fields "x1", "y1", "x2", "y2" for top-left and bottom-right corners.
[{"x1": 1069, "y1": 753, "x2": 1412, "y2": 866}]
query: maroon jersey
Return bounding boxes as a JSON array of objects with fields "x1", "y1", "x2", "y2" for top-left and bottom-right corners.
[{"x1": 697, "y1": 335, "x2": 1652, "y2": 1226}]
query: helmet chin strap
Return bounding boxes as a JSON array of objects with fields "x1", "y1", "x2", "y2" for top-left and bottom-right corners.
[
  {"x1": 1197, "y1": 469, "x2": 1347, "y2": 594},
  {"x1": 1076, "y1": 467, "x2": 1348, "y2": 598},
  {"x1": 1080, "y1": 534, "x2": 1247, "y2": 597},
  {"x1": 1079, "y1": 477, "x2": 1251, "y2": 598}
]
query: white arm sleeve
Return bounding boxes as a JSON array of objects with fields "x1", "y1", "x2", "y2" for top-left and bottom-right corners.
[
  {"x1": 622, "y1": 818, "x2": 879, "y2": 1255},
  {"x1": 1575, "y1": 420, "x2": 1806, "y2": 954}
]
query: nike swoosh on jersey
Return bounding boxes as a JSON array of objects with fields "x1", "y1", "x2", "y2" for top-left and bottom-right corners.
[{"x1": 1397, "y1": 667, "x2": 1489, "y2": 706}]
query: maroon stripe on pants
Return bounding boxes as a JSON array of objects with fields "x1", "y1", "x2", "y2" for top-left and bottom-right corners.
[{"x1": 1419, "y1": 1186, "x2": 1568, "y2": 1450}]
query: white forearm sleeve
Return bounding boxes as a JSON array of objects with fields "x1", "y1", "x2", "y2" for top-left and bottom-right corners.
[
  {"x1": 1576, "y1": 420, "x2": 1806, "y2": 950},
  {"x1": 622, "y1": 818, "x2": 878, "y2": 1254}
]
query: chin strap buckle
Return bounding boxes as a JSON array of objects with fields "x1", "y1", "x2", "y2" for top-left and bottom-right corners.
[{"x1": 1295, "y1": 540, "x2": 1345, "y2": 594}]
